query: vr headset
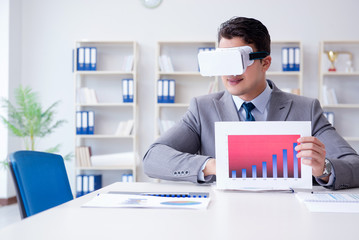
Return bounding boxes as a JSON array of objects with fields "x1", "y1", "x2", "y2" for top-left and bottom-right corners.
[{"x1": 198, "y1": 46, "x2": 269, "y2": 76}]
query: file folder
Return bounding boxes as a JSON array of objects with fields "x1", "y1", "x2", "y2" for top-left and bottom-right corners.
[
  {"x1": 162, "y1": 79, "x2": 169, "y2": 103},
  {"x1": 88, "y1": 175, "x2": 102, "y2": 192},
  {"x1": 169, "y1": 79, "x2": 175, "y2": 103},
  {"x1": 77, "y1": 47, "x2": 85, "y2": 71},
  {"x1": 81, "y1": 111, "x2": 88, "y2": 134},
  {"x1": 282, "y1": 47, "x2": 288, "y2": 71},
  {"x1": 84, "y1": 47, "x2": 91, "y2": 71},
  {"x1": 128, "y1": 79, "x2": 134, "y2": 103},
  {"x1": 76, "y1": 175, "x2": 83, "y2": 197},
  {"x1": 87, "y1": 111, "x2": 95, "y2": 134},
  {"x1": 157, "y1": 79, "x2": 163, "y2": 103},
  {"x1": 76, "y1": 111, "x2": 82, "y2": 134},
  {"x1": 288, "y1": 47, "x2": 294, "y2": 71},
  {"x1": 294, "y1": 47, "x2": 300, "y2": 71},
  {"x1": 82, "y1": 175, "x2": 89, "y2": 195},
  {"x1": 90, "y1": 47, "x2": 97, "y2": 71},
  {"x1": 122, "y1": 79, "x2": 129, "y2": 102}
]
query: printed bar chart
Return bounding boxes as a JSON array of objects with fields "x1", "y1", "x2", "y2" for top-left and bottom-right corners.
[{"x1": 228, "y1": 135, "x2": 301, "y2": 179}]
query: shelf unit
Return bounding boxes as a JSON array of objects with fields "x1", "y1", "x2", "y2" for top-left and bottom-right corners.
[
  {"x1": 154, "y1": 41, "x2": 218, "y2": 138},
  {"x1": 319, "y1": 41, "x2": 359, "y2": 152},
  {"x1": 74, "y1": 40, "x2": 138, "y2": 190},
  {"x1": 267, "y1": 41, "x2": 303, "y2": 95}
]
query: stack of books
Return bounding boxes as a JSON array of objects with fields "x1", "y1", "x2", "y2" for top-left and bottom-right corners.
[
  {"x1": 158, "y1": 119, "x2": 176, "y2": 135},
  {"x1": 90, "y1": 152, "x2": 135, "y2": 167},
  {"x1": 115, "y1": 120, "x2": 134, "y2": 136},
  {"x1": 121, "y1": 55, "x2": 134, "y2": 72},
  {"x1": 77, "y1": 87, "x2": 98, "y2": 104},
  {"x1": 158, "y1": 55, "x2": 174, "y2": 72},
  {"x1": 323, "y1": 112, "x2": 335, "y2": 126},
  {"x1": 322, "y1": 85, "x2": 338, "y2": 105},
  {"x1": 76, "y1": 146, "x2": 92, "y2": 167}
]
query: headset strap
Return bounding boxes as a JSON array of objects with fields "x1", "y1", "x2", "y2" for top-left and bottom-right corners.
[{"x1": 249, "y1": 52, "x2": 269, "y2": 60}]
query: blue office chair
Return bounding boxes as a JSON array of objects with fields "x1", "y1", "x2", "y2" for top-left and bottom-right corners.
[{"x1": 8, "y1": 150, "x2": 73, "y2": 219}]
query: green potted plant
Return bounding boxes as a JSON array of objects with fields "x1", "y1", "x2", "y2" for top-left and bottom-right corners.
[{"x1": 0, "y1": 85, "x2": 71, "y2": 167}]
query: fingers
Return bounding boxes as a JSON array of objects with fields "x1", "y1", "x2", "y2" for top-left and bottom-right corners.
[{"x1": 295, "y1": 137, "x2": 326, "y2": 177}]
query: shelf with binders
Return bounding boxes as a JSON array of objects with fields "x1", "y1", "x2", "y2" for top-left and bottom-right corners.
[
  {"x1": 319, "y1": 41, "x2": 359, "y2": 152},
  {"x1": 74, "y1": 40, "x2": 138, "y2": 192},
  {"x1": 75, "y1": 111, "x2": 138, "y2": 186},
  {"x1": 154, "y1": 41, "x2": 218, "y2": 138},
  {"x1": 74, "y1": 40, "x2": 136, "y2": 72},
  {"x1": 267, "y1": 41, "x2": 303, "y2": 95}
]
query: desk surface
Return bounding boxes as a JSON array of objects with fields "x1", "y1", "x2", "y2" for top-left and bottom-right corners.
[{"x1": 1, "y1": 182, "x2": 359, "y2": 240}]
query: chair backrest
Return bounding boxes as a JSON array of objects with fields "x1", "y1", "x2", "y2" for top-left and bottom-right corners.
[{"x1": 8, "y1": 150, "x2": 73, "y2": 219}]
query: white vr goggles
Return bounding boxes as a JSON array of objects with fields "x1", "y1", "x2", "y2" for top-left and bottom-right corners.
[{"x1": 198, "y1": 46, "x2": 269, "y2": 76}]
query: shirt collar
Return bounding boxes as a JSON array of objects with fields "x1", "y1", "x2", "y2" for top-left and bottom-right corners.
[{"x1": 232, "y1": 82, "x2": 272, "y2": 113}]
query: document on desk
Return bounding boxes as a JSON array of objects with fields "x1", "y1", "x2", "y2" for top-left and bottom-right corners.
[
  {"x1": 82, "y1": 192, "x2": 210, "y2": 210},
  {"x1": 296, "y1": 192, "x2": 359, "y2": 213},
  {"x1": 215, "y1": 121, "x2": 312, "y2": 191}
]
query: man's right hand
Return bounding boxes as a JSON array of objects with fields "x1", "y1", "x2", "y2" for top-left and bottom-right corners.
[{"x1": 203, "y1": 158, "x2": 216, "y2": 176}]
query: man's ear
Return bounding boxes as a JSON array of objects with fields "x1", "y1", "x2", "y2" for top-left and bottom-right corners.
[{"x1": 262, "y1": 56, "x2": 271, "y2": 72}]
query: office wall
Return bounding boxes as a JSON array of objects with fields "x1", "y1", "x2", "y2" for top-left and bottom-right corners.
[
  {"x1": 10, "y1": 0, "x2": 359, "y2": 186},
  {"x1": 0, "y1": 0, "x2": 21, "y2": 199},
  {"x1": 0, "y1": 0, "x2": 10, "y2": 199}
]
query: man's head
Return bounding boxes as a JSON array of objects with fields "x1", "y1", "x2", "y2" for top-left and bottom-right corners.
[
  {"x1": 218, "y1": 17, "x2": 271, "y2": 55},
  {"x1": 218, "y1": 17, "x2": 271, "y2": 101}
]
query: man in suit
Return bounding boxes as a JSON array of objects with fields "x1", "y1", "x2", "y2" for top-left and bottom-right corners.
[{"x1": 143, "y1": 17, "x2": 359, "y2": 189}]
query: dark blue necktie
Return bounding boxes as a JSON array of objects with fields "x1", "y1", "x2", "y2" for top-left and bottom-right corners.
[{"x1": 242, "y1": 102, "x2": 256, "y2": 121}]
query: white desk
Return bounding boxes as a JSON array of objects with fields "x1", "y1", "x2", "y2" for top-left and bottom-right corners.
[{"x1": 1, "y1": 182, "x2": 358, "y2": 240}]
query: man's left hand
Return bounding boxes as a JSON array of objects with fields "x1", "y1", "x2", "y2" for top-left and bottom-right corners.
[{"x1": 295, "y1": 136, "x2": 328, "y2": 181}]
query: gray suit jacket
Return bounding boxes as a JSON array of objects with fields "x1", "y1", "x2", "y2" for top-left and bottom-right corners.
[{"x1": 143, "y1": 80, "x2": 359, "y2": 189}]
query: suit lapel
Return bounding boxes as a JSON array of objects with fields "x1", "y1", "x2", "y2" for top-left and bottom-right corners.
[
  {"x1": 213, "y1": 91, "x2": 240, "y2": 121},
  {"x1": 266, "y1": 80, "x2": 293, "y2": 121},
  {"x1": 212, "y1": 80, "x2": 293, "y2": 122}
]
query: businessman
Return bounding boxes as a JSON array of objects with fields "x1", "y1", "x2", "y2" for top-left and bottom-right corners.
[{"x1": 143, "y1": 17, "x2": 359, "y2": 190}]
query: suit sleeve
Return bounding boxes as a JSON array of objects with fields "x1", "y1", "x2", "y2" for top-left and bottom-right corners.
[
  {"x1": 311, "y1": 99, "x2": 359, "y2": 189},
  {"x1": 143, "y1": 98, "x2": 214, "y2": 183}
]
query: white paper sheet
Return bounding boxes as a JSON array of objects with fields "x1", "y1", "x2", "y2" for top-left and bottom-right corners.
[
  {"x1": 82, "y1": 193, "x2": 210, "y2": 210},
  {"x1": 215, "y1": 121, "x2": 312, "y2": 190},
  {"x1": 296, "y1": 192, "x2": 359, "y2": 213}
]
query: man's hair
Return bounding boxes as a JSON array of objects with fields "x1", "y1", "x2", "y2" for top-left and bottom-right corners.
[{"x1": 218, "y1": 17, "x2": 271, "y2": 54}]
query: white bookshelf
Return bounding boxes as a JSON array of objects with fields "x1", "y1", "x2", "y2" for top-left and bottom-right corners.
[
  {"x1": 154, "y1": 41, "x2": 218, "y2": 138},
  {"x1": 319, "y1": 41, "x2": 359, "y2": 152},
  {"x1": 73, "y1": 40, "x2": 138, "y2": 190},
  {"x1": 267, "y1": 41, "x2": 303, "y2": 95}
]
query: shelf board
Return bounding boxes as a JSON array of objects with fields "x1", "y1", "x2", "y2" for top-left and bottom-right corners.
[
  {"x1": 76, "y1": 165, "x2": 135, "y2": 170},
  {"x1": 267, "y1": 71, "x2": 301, "y2": 76},
  {"x1": 76, "y1": 134, "x2": 134, "y2": 139},
  {"x1": 322, "y1": 72, "x2": 359, "y2": 76},
  {"x1": 75, "y1": 71, "x2": 134, "y2": 75},
  {"x1": 322, "y1": 40, "x2": 359, "y2": 45},
  {"x1": 76, "y1": 103, "x2": 135, "y2": 107},
  {"x1": 158, "y1": 41, "x2": 216, "y2": 45},
  {"x1": 271, "y1": 40, "x2": 301, "y2": 44},
  {"x1": 343, "y1": 137, "x2": 359, "y2": 142},
  {"x1": 157, "y1": 71, "x2": 203, "y2": 76},
  {"x1": 76, "y1": 40, "x2": 135, "y2": 44},
  {"x1": 157, "y1": 103, "x2": 189, "y2": 108},
  {"x1": 323, "y1": 104, "x2": 359, "y2": 108}
]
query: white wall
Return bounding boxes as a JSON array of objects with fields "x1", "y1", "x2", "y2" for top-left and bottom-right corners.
[
  {"x1": 0, "y1": 0, "x2": 11, "y2": 199},
  {"x1": 0, "y1": 0, "x2": 21, "y2": 199},
  {"x1": 9, "y1": 0, "x2": 359, "y2": 187}
]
